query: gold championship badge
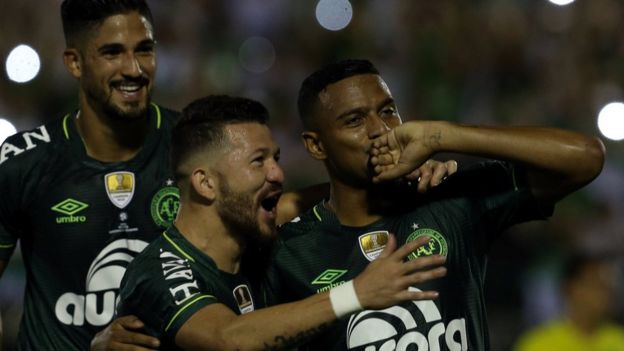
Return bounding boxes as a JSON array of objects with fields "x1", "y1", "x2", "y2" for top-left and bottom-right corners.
[
  {"x1": 358, "y1": 230, "x2": 389, "y2": 261},
  {"x1": 104, "y1": 171, "x2": 135, "y2": 209}
]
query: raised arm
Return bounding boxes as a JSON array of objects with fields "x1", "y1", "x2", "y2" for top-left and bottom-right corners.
[
  {"x1": 174, "y1": 235, "x2": 446, "y2": 351},
  {"x1": 371, "y1": 121, "x2": 605, "y2": 203}
]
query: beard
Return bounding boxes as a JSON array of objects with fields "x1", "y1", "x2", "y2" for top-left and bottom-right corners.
[
  {"x1": 83, "y1": 74, "x2": 151, "y2": 121},
  {"x1": 216, "y1": 178, "x2": 276, "y2": 247}
]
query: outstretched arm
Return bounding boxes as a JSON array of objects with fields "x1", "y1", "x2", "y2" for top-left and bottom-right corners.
[
  {"x1": 371, "y1": 121, "x2": 605, "y2": 203},
  {"x1": 174, "y1": 235, "x2": 446, "y2": 350}
]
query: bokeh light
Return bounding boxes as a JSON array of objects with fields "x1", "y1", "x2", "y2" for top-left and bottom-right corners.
[
  {"x1": 5, "y1": 44, "x2": 41, "y2": 83},
  {"x1": 239, "y1": 36, "x2": 276, "y2": 74},
  {"x1": 315, "y1": 0, "x2": 353, "y2": 31},
  {"x1": 597, "y1": 102, "x2": 624, "y2": 141},
  {"x1": 0, "y1": 118, "x2": 17, "y2": 144},
  {"x1": 547, "y1": 0, "x2": 575, "y2": 6}
]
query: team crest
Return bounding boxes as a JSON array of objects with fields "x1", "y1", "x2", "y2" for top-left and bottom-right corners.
[
  {"x1": 150, "y1": 186, "x2": 180, "y2": 228},
  {"x1": 104, "y1": 172, "x2": 135, "y2": 209},
  {"x1": 358, "y1": 231, "x2": 389, "y2": 261},
  {"x1": 406, "y1": 228, "x2": 448, "y2": 261},
  {"x1": 233, "y1": 285, "x2": 254, "y2": 314}
]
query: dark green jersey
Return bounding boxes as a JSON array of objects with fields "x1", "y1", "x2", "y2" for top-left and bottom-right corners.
[
  {"x1": 0, "y1": 104, "x2": 180, "y2": 350},
  {"x1": 266, "y1": 162, "x2": 552, "y2": 351},
  {"x1": 117, "y1": 226, "x2": 264, "y2": 350}
]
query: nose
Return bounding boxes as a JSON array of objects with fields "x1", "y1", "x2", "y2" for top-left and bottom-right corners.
[
  {"x1": 267, "y1": 160, "x2": 285, "y2": 185},
  {"x1": 121, "y1": 52, "x2": 143, "y2": 77},
  {"x1": 368, "y1": 114, "x2": 391, "y2": 139}
]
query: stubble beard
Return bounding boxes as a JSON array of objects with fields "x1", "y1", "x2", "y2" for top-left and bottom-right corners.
[{"x1": 216, "y1": 180, "x2": 276, "y2": 247}]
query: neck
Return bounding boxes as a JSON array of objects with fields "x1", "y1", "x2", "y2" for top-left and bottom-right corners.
[
  {"x1": 326, "y1": 179, "x2": 382, "y2": 226},
  {"x1": 75, "y1": 98, "x2": 150, "y2": 162},
  {"x1": 174, "y1": 203, "x2": 244, "y2": 274}
]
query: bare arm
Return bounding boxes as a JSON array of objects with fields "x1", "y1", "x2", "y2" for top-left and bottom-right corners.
[
  {"x1": 175, "y1": 235, "x2": 446, "y2": 351},
  {"x1": 371, "y1": 121, "x2": 605, "y2": 203}
]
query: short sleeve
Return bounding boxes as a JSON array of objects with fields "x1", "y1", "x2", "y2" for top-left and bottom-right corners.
[{"x1": 117, "y1": 254, "x2": 219, "y2": 342}]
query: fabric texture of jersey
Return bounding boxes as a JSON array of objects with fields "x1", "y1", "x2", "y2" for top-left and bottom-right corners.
[
  {"x1": 0, "y1": 104, "x2": 180, "y2": 350},
  {"x1": 265, "y1": 161, "x2": 553, "y2": 351},
  {"x1": 514, "y1": 319, "x2": 624, "y2": 351},
  {"x1": 117, "y1": 225, "x2": 263, "y2": 350}
]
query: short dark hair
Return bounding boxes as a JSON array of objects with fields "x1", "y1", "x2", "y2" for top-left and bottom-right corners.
[
  {"x1": 172, "y1": 95, "x2": 270, "y2": 178},
  {"x1": 61, "y1": 0, "x2": 154, "y2": 47},
  {"x1": 297, "y1": 59, "x2": 380, "y2": 129}
]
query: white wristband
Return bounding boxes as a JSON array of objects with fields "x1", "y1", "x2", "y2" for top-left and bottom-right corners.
[{"x1": 329, "y1": 280, "x2": 363, "y2": 318}]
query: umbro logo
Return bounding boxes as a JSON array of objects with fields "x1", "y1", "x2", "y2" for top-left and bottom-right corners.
[
  {"x1": 311, "y1": 269, "x2": 348, "y2": 293},
  {"x1": 52, "y1": 198, "x2": 88, "y2": 224}
]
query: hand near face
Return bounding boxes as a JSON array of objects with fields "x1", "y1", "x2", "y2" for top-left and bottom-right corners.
[{"x1": 370, "y1": 123, "x2": 456, "y2": 188}]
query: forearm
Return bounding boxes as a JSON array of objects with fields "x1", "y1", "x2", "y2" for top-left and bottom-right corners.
[
  {"x1": 221, "y1": 292, "x2": 334, "y2": 350},
  {"x1": 422, "y1": 121, "x2": 605, "y2": 199},
  {"x1": 431, "y1": 123, "x2": 601, "y2": 174}
]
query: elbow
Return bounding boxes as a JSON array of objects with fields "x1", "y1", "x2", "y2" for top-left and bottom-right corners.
[{"x1": 581, "y1": 136, "x2": 606, "y2": 183}]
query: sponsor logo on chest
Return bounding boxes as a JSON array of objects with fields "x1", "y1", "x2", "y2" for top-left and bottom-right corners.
[
  {"x1": 311, "y1": 269, "x2": 348, "y2": 293},
  {"x1": 51, "y1": 198, "x2": 89, "y2": 224},
  {"x1": 346, "y1": 287, "x2": 467, "y2": 350}
]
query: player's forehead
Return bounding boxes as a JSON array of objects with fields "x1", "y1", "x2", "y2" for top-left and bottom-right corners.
[
  {"x1": 223, "y1": 123, "x2": 278, "y2": 157},
  {"x1": 87, "y1": 12, "x2": 154, "y2": 49},
  {"x1": 317, "y1": 74, "x2": 393, "y2": 115}
]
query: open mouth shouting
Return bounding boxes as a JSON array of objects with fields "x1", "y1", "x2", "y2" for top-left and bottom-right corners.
[{"x1": 259, "y1": 189, "x2": 282, "y2": 220}]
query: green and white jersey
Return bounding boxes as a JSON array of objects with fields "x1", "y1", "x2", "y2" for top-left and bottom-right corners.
[
  {"x1": 0, "y1": 104, "x2": 180, "y2": 350},
  {"x1": 266, "y1": 162, "x2": 552, "y2": 351},
  {"x1": 117, "y1": 226, "x2": 263, "y2": 350}
]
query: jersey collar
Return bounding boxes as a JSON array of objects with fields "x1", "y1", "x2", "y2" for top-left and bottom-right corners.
[{"x1": 62, "y1": 103, "x2": 163, "y2": 168}]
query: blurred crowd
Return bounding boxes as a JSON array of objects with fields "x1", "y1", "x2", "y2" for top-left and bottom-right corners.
[{"x1": 1, "y1": 0, "x2": 623, "y2": 350}]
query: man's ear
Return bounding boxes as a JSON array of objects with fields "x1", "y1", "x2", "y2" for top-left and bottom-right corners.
[
  {"x1": 63, "y1": 48, "x2": 82, "y2": 79},
  {"x1": 301, "y1": 131, "x2": 326, "y2": 160},
  {"x1": 190, "y1": 168, "x2": 217, "y2": 202}
]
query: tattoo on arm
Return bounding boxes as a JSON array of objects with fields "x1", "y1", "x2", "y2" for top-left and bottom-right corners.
[
  {"x1": 428, "y1": 131, "x2": 441, "y2": 149},
  {"x1": 261, "y1": 322, "x2": 332, "y2": 351}
]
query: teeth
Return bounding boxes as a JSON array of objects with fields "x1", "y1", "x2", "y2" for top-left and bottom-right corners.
[{"x1": 118, "y1": 85, "x2": 141, "y2": 92}]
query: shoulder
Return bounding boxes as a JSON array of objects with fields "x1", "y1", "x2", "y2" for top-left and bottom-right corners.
[
  {"x1": 0, "y1": 116, "x2": 67, "y2": 169},
  {"x1": 277, "y1": 206, "x2": 323, "y2": 241},
  {"x1": 151, "y1": 104, "x2": 180, "y2": 130}
]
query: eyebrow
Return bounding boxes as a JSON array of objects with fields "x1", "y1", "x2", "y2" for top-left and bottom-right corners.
[
  {"x1": 97, "y1": 39, "x2": 155, "y2": 54},
  {"x1": 376, "y1": 97, "x2": 396, "y2": 111},
  {"x1": 335, "y1": 97, "x2": 396, "y2": 121}
]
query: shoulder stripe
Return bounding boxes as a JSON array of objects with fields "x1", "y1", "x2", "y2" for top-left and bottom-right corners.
[
  {"x1": 151, "y1": 103, "x2": 161, "y2": 129},
  {"x1": 163, "y1": 232, "x2": 195, "y2": 262},
  {"x1": 62, "y1": 114, "x2": 71, "y2": 139},
  {"x1": 0, "y1": 243, "x2": 15, "y2": 248},
  {"x1": 312, "y1": 205, "x2": 322, "y2": 222},
  {"x1": 165, "y1": 294, "x2": 214, "y2": 332}
]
